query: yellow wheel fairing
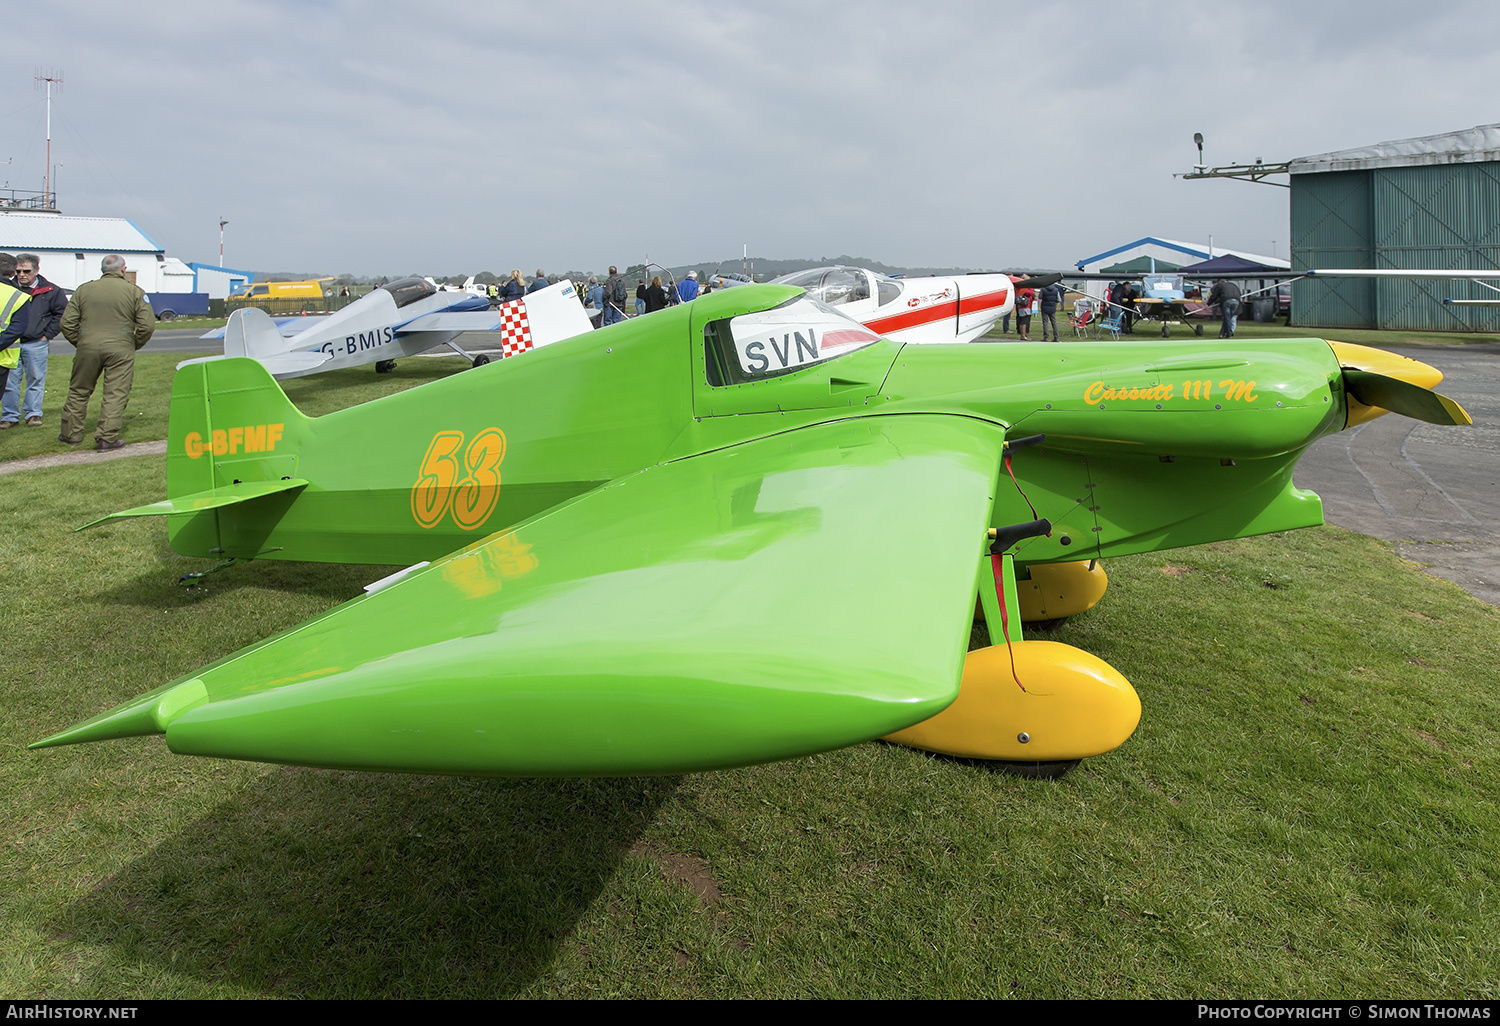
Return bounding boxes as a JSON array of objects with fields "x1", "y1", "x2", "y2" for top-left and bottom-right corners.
[
  {"x1": 1016, "y1": 560, "x2": 1108, "y2": 622},
  {"x1": 884, "y1": 641, "x2": 1141, "y2": 762}
]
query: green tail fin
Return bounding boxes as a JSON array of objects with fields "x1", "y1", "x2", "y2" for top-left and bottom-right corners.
[{"x1": 165, "y1": 358, "x2": 312, "y2": 557}]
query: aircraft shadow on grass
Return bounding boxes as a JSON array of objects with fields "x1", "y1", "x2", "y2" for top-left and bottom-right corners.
[{"x1": 62, "y1": 771, "x2": 683, "y2": 998}]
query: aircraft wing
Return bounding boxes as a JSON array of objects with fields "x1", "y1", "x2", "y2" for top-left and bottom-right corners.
[
  {"x1": 395, "y1": 311, "x2": 510, "y2": 333},
  {"x1": 35, "y1": 414, "x2": 1006, "y2": 776}
]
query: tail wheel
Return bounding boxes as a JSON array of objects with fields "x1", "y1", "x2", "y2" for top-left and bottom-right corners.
[{"x1": 375, "y1": 360, "x2": 397, "y2": 374}]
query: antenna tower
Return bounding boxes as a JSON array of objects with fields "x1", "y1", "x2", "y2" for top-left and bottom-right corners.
[{"x1": 35, "y1": 68, "x2": 63, "y2": 210}]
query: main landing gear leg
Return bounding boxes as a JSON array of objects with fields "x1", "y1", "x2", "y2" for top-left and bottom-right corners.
[{"x1": 883, "y1": 522, "x2": 1141, "y2": 776}]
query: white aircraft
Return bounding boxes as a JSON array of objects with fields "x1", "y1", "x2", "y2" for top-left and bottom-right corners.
[
  {"x1": 770, "y1": 265, "x2": 1022, "y2": 344},
  {"x1": 188, "y1": 277, "x2": 592, "y2": 380}
]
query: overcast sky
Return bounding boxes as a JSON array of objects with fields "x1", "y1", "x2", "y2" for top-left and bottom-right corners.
[{"x1": 6, "y1": 0, "x2": 1499, "y2": 277}]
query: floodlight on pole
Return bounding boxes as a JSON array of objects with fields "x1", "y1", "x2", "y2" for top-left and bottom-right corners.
[
  {"x1": 219, "y1": 218, "x2": 229, "y2": 266},
  {"x1": 1193, "y1": 132, "x2": 1205, "y2": 173}
]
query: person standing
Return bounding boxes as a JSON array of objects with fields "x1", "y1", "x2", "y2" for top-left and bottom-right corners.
[
  {"x1": 635, "y1": 280, "x2": 646, "y2": 316},
  {"x1": 0, "y1": 254, "x2": 33, "y2": 405},
  {"x1": 500, "y1": 269, "x2": 526, "y2": 303},
  {"x1": 57, "y1": 254, "x2": 154, "y2": 451},
  {"x1": 1207, "y1": 278, "x2": 1242, "y2": 338},
  {"x1": 527, "y1": 269, "x2": 548, "y2": 294},
  {"x1": 1, "y1": 253, "x2": 63, "y2": 428},
  {"x1": 603, "y1": 265, "x2": 626, "y2": 326},
  {"x1": 676, "y1": 270, "x2": 699, "y2": 303},
  {"x1": 1014, "y1": 284, "x2": 1035, "y2": 340},
  {"x1": 644, "y1": 275, "x2": 669, "y2": 313},
  {"x1": 1038, "y1": 282, "x2": 1063, "y2": 342}
]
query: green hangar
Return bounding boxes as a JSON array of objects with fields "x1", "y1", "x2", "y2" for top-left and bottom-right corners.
[{"x1": 1291, "y1": 123, "x2": 1500, "y2": 331}]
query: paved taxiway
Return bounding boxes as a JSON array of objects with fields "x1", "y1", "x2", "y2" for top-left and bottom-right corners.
[
  {"x1": 1294, "y1": 343, "x2": 1499, "y2": 607},
  {"x1": 118, "y1": 332, "x2": 1500, "y2": 608}
]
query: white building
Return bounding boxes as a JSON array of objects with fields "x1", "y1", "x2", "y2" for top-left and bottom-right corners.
[
  {"x1": 1071, "y1": 237, "x2": 1290, "y2": 301},
  {"x1": 187, "y1": 262, "x2": 255, "y2": 300},
  {"x1": 0, "y1": 210, "x2": 195, "y2": 292}
]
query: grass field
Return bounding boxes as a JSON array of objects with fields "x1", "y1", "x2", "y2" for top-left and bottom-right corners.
[{"x1": 3, "y1": 331, "x2": 1497, "y2": 998}]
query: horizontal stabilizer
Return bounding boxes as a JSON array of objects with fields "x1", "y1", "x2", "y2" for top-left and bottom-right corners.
[
  {"x1": 178, "y1": 350, "x2": 331, "y2": 377},
  {"x1": 79, "y1": 478, "x2": 309, "y2": 530},
  {"x1": 1343, "y1": 370, "x2": 1472, "y2": 426}
]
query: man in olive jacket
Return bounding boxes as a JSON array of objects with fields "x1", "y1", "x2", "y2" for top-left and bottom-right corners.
[{"x1": 58, "y1": 254, "x2": 155, "y2": 450}]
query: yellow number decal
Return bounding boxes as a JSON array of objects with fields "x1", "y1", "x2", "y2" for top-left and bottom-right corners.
[
  {"x1": 412, "y1": 428, "x2": 507, "y2": 530},
  {"x1": 411, "y1": 430, "x2": 466, "y2": 528},
  {"x1": 452, "y1": 428, "x2": 506, "y2": 530}
]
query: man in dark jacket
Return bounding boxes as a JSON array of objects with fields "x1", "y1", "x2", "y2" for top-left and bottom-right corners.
[
  {"x1": 1, "y1": 253, "x2": 70, "y2": 429},
  {"x1": 602, "y1": 265, "x2": 626, "y2": 325},
  {"x1": 1038, "y1": 283, "x2": 1063, "y2": 342},
  {"x1": 1207, "y1": 279, "x2": 1243, "y2": 338}
]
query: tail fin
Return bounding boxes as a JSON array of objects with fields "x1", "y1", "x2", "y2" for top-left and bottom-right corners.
[
  {"x1": 222, "y1": 307, "x2": 292, "y2": 360},
  {"x1": 163, "y1": 358, "x2": 313, "y2": 556}
]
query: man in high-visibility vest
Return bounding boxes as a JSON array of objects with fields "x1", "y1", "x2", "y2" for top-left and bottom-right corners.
[{"x1": 0, "y1": 253, "x2": 33, "y2": 404}]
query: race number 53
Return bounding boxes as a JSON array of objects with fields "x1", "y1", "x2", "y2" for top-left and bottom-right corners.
[{"x1": 411, "y1": 428, "x2": 506, "y2": 530}]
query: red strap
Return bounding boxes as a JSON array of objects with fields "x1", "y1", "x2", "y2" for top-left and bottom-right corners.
[
  {"x1": 990, "y1": 553, "x2": 1026, "y2": 692},
  {"x1": 1003, "y1": 453, "x2": 1042, "y2": 526}
]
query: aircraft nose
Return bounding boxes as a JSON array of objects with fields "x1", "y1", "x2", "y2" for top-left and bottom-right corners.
[{"x1": 1326, "y1": 340, "x2": 1471, "y2": 428}]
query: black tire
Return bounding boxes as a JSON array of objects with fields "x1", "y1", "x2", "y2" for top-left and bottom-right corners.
[
  {"x1": 472, "y1": 354, "x2": 491, "y2": 368},
  {"x1": 375, "y1": 360, "x2": 397, "y2": 374},
  {"x1": 1161, "y1": 324, "x2": 1170, "y2": 338},
  {"x1": 158, "y1": 309, "x2": 177, "y2": 322},
  {"x1": 1194, "y1": 323, "x2": 1204, "y2": 336}
]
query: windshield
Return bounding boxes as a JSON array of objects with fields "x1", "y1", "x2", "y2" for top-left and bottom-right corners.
[
  {"x1": 703, "y1": 294, "x2": 882, "y2": 385},
  {"x1": 771, "y1": 267, "x2": 878, "y2": 307},
  {"x1": 379, "y1": 277, "x2": 439, "y2": 309}
]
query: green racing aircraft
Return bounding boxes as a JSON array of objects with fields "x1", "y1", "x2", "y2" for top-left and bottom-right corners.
[{"x1": 31, "y1": 283, "x2": 1472, "y2": 778}]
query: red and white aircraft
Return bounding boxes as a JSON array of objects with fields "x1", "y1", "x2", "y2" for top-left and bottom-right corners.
[{"x1": 771, "y1": 265, "x2": 1019, "y2": 344}]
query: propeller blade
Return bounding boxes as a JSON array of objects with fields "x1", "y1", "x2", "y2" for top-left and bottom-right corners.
[
  {"x1": 1343, "y1": 369, "x2": 1472, "y2": 426},
  {"x1": 1010, "y1": 273, "x2": 1063, "y2": 290}
]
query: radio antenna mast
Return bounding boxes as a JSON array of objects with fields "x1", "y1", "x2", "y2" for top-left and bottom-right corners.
[{"x1": 35, "y1": 68, "x2": 63, "y2": 210}]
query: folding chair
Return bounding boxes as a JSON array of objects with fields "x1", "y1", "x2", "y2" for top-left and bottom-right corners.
[
  {"x1": 1098, "y1": 310, "x2": 1125, "y2": 339},
  {"x1": 1068, "y1": 299, "x2": 1097, "y2": 339}
]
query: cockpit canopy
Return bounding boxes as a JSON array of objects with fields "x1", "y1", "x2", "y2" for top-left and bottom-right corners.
[
  {"x1": 703, "y1": 293, "x2": 883, "y2": 385},
  {"x1": 380, "y1": 277, "x2": 439, "y2": 309},
  {"x1": 772, "y1": 266, "x2": 904, "y2": 308}
]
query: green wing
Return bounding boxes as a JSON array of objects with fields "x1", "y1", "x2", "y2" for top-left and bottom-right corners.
[{"x1": 35, "y1": 415, "x2": 1004, "y2": 776}]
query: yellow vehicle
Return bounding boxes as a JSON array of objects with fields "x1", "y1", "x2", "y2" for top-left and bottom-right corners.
[{"x1": 225, "y1": 278, "x2": 334, "y2": 309}]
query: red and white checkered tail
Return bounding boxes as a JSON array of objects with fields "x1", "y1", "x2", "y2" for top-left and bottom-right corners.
[{"x1": 498, "y1": 301, "x2": 534, "y2": 358}]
